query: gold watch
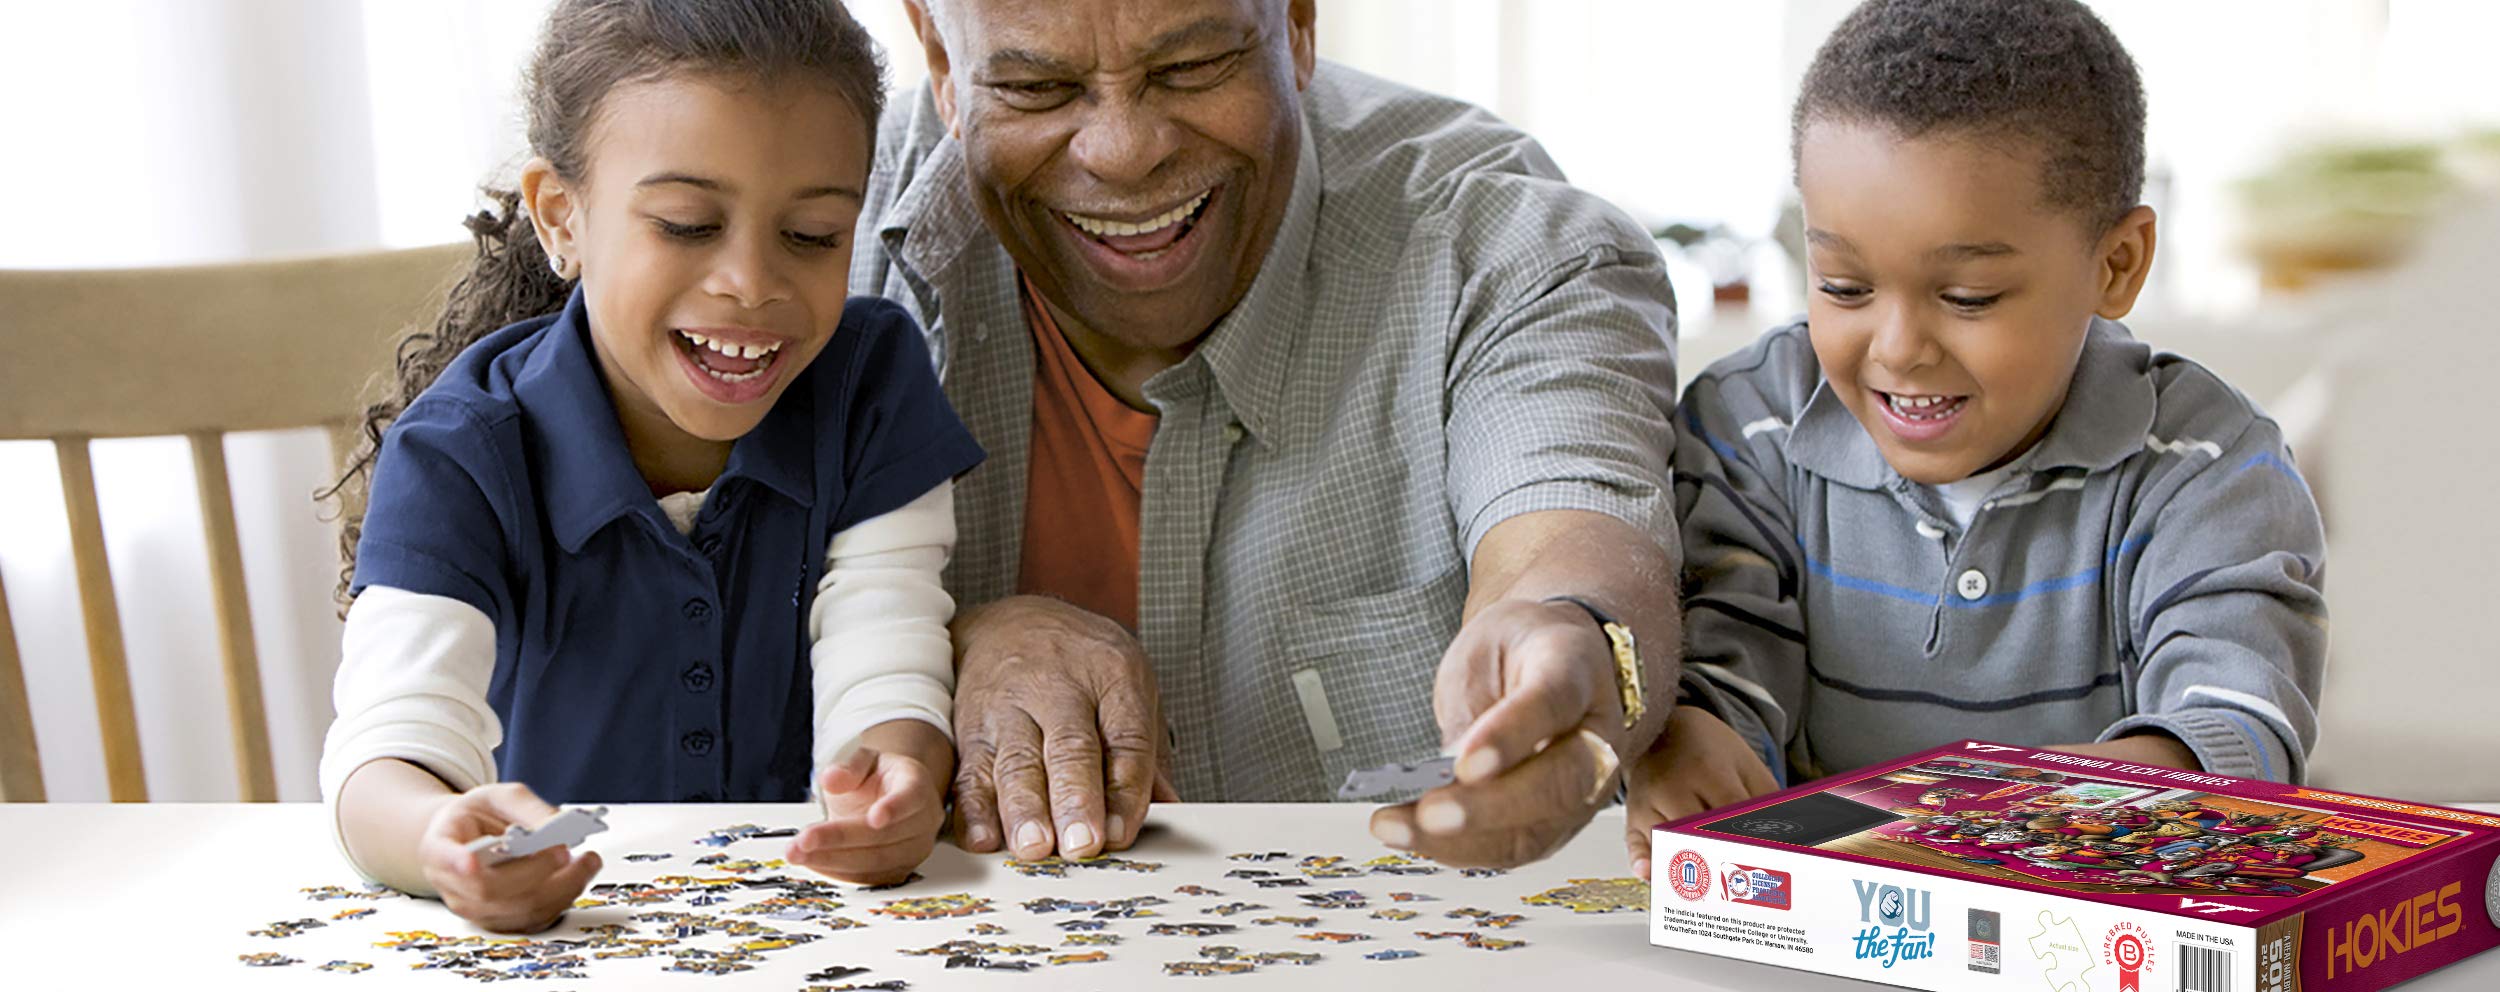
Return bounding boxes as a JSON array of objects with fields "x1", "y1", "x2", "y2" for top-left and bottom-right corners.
[{"x1": 1545, "y1": 595, "x2": 1644, "y2": 730}]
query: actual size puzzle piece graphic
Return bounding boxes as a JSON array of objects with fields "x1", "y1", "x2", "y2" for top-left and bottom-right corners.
[{"x1": 2025, "y1": 910, "x2": 2096, "y2": 992}]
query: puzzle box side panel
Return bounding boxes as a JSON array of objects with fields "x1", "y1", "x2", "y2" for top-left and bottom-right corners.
[
  {"x1": 2296, "y1": 836, "x2": 2500, "y2": 992},
  {"x1": 1651, "y1": 826, "x2": 2263, "y2": 992}
]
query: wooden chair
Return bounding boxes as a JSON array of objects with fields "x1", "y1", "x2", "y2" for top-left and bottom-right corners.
[{"x1": 0, "y1": 243, "x2": 468, "y2": 802}]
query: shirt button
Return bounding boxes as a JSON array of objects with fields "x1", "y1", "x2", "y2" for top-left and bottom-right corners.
[
  {"x1": 1957, "y1": 569, "x2": 1991, "y2": 601},
  {"x1": 696, "y1": 534, "x2": 723, "y2": 557},
  {"x1": 681, "y1": 729, "x2": 715, "y2": 756},
  {"x1": 1223, "y1": 422, "x2": 1245, "y2": 445},
  {"x1": 682, "y1": 662, "x2": 715, "y2": 693},
  {"x1": 683, "y1": 598, "x2": 712, "y2": 621}
]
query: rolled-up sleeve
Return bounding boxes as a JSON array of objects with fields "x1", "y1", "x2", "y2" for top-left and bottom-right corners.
[{"x1": 1445, "y1": 248, "x2": 1679, "y2": 558}]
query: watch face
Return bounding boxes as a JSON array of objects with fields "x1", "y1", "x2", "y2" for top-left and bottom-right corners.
[{"x1": 1605, "y1": 625, "x2": 1644, "y2": 724}]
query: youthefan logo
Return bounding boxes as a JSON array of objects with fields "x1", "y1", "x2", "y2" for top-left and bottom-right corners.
[
  {"x1": 2180, "y1": 898, "x2": 2261, "y2": 916},
  {"x1": 1963, "y1": 743, "x2": 2025, "y2": 754}
]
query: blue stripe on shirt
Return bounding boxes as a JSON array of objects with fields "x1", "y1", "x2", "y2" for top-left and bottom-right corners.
[
  {"x1": 1803, "y1": 533, "x2": 2154, "y2": 609},
  {"x1": 2238, "y1": 452, "x2": 2305, "y2": 485},
  {"x1": 2213, "y1": 710, "x2": 2277, "y2": 780}
]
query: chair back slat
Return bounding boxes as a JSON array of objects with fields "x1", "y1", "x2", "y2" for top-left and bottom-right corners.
[
  {"x1": 54, "y1": 437, "x2": 148, "y2": 802},
  {"x1": 0, "y1": 243, "x2": 468, "y2": 441},
  {"x1": 190, "y1": 432, "x2": 278, "y2": 802},
  {"x1": 2, "y1": 243, "x2": 468, "y2": 802},
  {"x1": 0, "y1": 570, "x2": 43, "y2": 802}
]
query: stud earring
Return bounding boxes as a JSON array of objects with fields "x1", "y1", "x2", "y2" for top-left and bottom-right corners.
[{"x1": 548, "y1": 253, "x2": 566, "y2": 278}]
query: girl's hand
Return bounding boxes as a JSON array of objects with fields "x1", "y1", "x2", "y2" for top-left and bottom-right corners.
[
  {"x1": 1623, "y1": 706, "x2": 1781, "y2": 879},
  {"x1": 418, "y1": 782, "x2": 604, "y2": 933},
  {"x1": 788, "y1": 742, "x2": 947, "y2": 885}
]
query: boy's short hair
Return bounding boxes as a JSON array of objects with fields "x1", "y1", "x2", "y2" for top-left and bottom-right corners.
[{"x1": 1794, "y1": 0, "x2": 2147, "y2": 230}]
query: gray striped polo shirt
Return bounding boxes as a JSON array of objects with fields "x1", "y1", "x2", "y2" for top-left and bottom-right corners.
[{"x1": 1676, "y1": 319, "x2": 2327, "y2": 783}]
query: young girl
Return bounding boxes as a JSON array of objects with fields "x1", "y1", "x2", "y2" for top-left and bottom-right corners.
[{"x1": 318, "y1": 0, "x2": 982, "y2": 933}]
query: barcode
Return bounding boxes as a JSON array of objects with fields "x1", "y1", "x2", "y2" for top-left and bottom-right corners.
[{"x1": 2180, "y1": 943, "x2": 2233, "y2": 992}]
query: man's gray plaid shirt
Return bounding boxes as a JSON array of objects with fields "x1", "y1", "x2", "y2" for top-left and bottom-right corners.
[{"x1": 851, "y1": 63, "x2": 1680, "y2": 801}]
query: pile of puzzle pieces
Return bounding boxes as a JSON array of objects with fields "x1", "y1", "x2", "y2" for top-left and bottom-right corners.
[{"x1": 240, "y1": 821, "x2": 1650, "y2": 983}]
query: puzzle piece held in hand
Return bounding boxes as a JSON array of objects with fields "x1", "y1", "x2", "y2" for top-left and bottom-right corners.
[
  {"x1": 466, "y1": 806, "x2": 610, "y2": 866},
  {"x1": 1337, "y1": 755, "x2": 1457, "y2": 800}
]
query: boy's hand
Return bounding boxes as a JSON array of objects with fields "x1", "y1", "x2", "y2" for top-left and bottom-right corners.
[
  {"x1": 418, "y1": 783, "x2": 603, "y2": 933},
  {"x1": 2045, "y1": 733, "x2": 2201, "y2": 771},
  {"x1": 789, "y1": 739, "x2": 947, "y2": 886},
  {"x1": 1623, "y1": 706, "x2": 1780, "y2": 879}
]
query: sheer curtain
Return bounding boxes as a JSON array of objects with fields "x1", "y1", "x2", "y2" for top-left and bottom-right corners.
[{"x1": 0, "y1": 0, "x2": 553, "y2": 801}]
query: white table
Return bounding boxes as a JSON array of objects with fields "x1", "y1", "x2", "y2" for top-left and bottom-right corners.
[{"x1": 2, "y1": 802, "x2": 2494, "y2": 989}]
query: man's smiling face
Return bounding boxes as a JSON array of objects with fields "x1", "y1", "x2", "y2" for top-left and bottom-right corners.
[{"x1": 910, "y1": 0, "x2": 1316, "y2": 352}]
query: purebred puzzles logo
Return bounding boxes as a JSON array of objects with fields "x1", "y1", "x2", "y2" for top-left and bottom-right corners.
[
  {"x1": 1852, "y1": 878, "x2": 1937, "y2": 968},
  {"x1": 1666, "y1": 850, "x2": 1712, "y2": 901},
  {"x1": 2103, "y1": 921, "x2": 2155, "y2": 992},
  {"x1": 1719, "y1": 864, "x2": 1791, "y2": 910}
]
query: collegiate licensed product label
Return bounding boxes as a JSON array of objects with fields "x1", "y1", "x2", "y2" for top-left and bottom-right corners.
[
  {"x1": 1721, "y1": 864, "x2": 1791, "y2": 910},
  {"x1": 1665, "y1": 850, "x2": 1711, "y2": 901}
]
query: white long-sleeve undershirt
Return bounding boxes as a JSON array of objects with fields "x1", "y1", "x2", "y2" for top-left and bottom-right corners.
[{"x1": 318, "y1": 482, "x2": 961, "y2": 864}]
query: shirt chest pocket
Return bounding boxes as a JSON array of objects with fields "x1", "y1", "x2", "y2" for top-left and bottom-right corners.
[{"x1": 1278, "y1": 564, "x2": 1467, "y2": 800}]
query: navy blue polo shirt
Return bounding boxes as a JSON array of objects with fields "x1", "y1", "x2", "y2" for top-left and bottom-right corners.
[{"x1": 350, "y1": 289, "x2": 983, "y2": 804}]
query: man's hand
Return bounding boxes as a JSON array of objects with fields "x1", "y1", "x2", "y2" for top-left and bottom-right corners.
[
  {"x1": 1368, "y1": 597, "x2": 1629, "y2": 868},
  {"x1": 1622, "y1": 705, "x2": 1780, "y2": 879},
  {"x1": 417, "y1": 783, "x2": 604, "y2": 934},
  {"x1": 950, "y1": 596, "x2": 1178, "y2": 862},
  {"x1": 788, "y1": 720, "x2": 952, "y2": 886}
]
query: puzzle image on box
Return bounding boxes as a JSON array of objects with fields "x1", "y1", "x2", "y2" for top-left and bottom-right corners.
[{"x1": 1701, "y1": 753, "x2": 2462, "y2": 900}]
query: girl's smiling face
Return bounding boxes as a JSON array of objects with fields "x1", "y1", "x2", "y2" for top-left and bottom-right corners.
[
  {"x1": 1796, "y1": 119, "x2": 2155, "y2": 486},
  {"x1": 524, "y1": 73, "x2": 869, "y2": 482}
]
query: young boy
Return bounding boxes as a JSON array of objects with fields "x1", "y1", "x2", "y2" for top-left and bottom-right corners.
[{"x1": 1624, "y1": 0, "x2": 2327, "y2": 878}]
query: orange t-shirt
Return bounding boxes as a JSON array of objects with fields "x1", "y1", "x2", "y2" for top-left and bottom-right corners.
[{"x1": 1016, "y1": 279, "x2": 1155, "y2": 631}]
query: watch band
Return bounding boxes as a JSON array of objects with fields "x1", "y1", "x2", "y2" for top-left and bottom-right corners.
[{"x1": 1543, "y1": 595, "x2": 1645, "y2": 731}]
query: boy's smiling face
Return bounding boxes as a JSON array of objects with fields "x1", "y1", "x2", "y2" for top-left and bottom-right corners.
[{"x1": 1796, "y1": 120, "x2": 2155, "y2": 486}]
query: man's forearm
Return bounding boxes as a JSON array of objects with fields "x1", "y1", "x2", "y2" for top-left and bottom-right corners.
[{"x1": 1467, "y1": 509, "x2": 1682, "y2": 755}]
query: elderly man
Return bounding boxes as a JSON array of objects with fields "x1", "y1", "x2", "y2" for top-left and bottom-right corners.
[{"x1": 853, "y1": 0, "x2": 1682, "y2": 870}]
